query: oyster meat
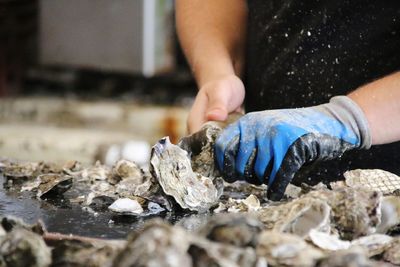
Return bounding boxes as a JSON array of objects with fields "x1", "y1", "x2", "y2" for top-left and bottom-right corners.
[{"x1": 150, "y1": 137, "x2": 223, "y2": 212}]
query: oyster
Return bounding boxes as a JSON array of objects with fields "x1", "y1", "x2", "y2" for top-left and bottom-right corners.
[
  {"x1": 178, "y1": 122, "x2": 222, "y2": 178},
  {"x1": 306, "y1": 187, "x2": 382, "y2": 239},
  {"x1": 36, "y1": 174, "x2": 73, "y2": 198},
  {"x1": 214, "y1": 195, "x2": 261, "y2": 213},
  {"x1": 150, "y1": 137, "x2": 223, "y2": 212},
  {"x1": 0, "y1": 228, "x2": 51, "y2": 267},
  {"x1": 112, "y1": 220, "x2": 192, "y2": 267},
  {"x1": 51, "y1": 239, "x2": 120, "y2": 267},
  {"x1": 317, "y1": 247, "x2": 384, "y2": 267},
  {"x1": 188, "y1": 238, "x2": 265, "y2": 267},
  {"x1": 79, "y1": 161, "x2": 111, "y2": 182},
  {"x1": 198, "y1": 213, "x2": 264, "y2": 247},
  {"x1": 343, "y1": 169, "x2": 400, "y2": 195},
  {"x1": 110, "y1": 159, "x2": 143, "y2": 185},
  {"x1": 383, "y1": 237, "x2": 400, "y2": 265},
  {"x1": 2, "y1": 162, "x2": 41, "y2": 185},
  {"x1": 376, "y1": 195, "x2": 400, "y2": 234},
  {"x1": 258, "y1": 197, "x2": 331, "y2": 238},
  {"x1": 108, "y1": 198, "x2": 144, "y2": 215},
  {"x1": 256, "y1": 231, "x2": 324, "y2": 266}
]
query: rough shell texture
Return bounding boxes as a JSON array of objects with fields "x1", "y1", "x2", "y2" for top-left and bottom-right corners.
[
  {"x1": 306, "y1": 187, "x2": 382, "y2": 240},
  {"x1": 258, "y1": 196, "x2": 331, "y2": 238},
  {"x1": 383, "y1": 237, "x2": 400, "y2": 265},
  {"x1": 256, "y1": 231, "x2": 324, "y2": 267},
  {"x1": 197, "y1": 213, "x2": 264, "y2": 247},
  {"x1": 344, "y1": 169, "x2": 400, "y2": 195},
  {"x1": 110, "y1": 160, "x2": 143, "y2": 185},
  {"x1": 150, "y1": 137, "x2": 222, "y2": 212},
  {"x1": 317, "y1": 247, "x2": 383, "y2": 267},
  {"x1": 36, "y1": 174, "x2": 73, "y2": 198},
  {"x1": 0, "y1": 228, "x2": 51, "y2": 267},
  {"x1": 51, "y1": 239, "x2": 120, "y2": 267},
  {"x1": 178, "y1": 122, "x2": 222, "y2": 178},
  {"x1": 112, "y1": 220, "x2": 192, "y2": 267}
]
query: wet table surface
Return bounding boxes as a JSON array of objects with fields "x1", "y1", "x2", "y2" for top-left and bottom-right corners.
[{"x1": 0, "y1": 174, "x2": 210, "y2": 239}]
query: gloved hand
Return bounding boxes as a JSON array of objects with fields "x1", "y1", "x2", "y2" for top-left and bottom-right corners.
[{"x1": 215, "y1": 96, "x2": 371, "y2": 200}]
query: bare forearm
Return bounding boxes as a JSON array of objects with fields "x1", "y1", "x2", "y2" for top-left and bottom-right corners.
[
  {"x1": 348, "y1": 72, "x2": 400, "y2": 145},
  {"x1": 176, "y1": 0, "x2": 247, "y2": 87}
]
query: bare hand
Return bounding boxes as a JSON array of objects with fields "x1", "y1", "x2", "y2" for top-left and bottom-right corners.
[{"x1": 187, "y1": 75, "x2": 245, "y2": 133}]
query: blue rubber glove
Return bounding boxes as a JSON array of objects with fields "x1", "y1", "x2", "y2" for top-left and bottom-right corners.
[{"x1": 215, "y1": 96, "x2": 371, "y2": 200}]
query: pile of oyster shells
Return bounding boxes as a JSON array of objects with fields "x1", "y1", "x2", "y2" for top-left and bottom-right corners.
[{"x1": 2, "y1": 123, "x2": 400, "y2": 266}]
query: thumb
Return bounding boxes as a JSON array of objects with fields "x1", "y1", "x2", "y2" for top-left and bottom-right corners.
[{"x1": 206, "y1": 91, "x2": 230, "y2": 122}]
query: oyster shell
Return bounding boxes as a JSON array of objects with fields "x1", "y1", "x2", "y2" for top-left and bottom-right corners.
[
  {"x1": 198, "y1": 213, "x2": 264, "y2": 247},
  {"x1": 150, "y1": 137, "x2": 223, "y2": 212},
  {"x1": 36, "y1": 174, "x2": 73, "y2": 198},
  {"x1": 108, "y1": 198, "x2": 144, "y2": 215},
  {"x1": 376, "y1": 195, "x2": 400, "y2": 234},
  {"x1": 110, "y1": 159, "x2": 143, "y2": 185},
  {"x1": 51, "y1": 239, "x2": 120, "y2": 267},
  {"x1": 343, "y1": 169, "x2": 400, "y2": 195},
  {"x1": 112, "y1": 220, "x2": 192, "y2": 267},
  {"x1": 258, "y1": 196, "x2": 331, "y2": 238},
  {"x1": 306, "y1": 187, "x2": 382, "y2": 239},
  {"x1": 79, "y1": 161, "x2": 111, "y2": 182},
  {"x1": 188, "y1": 238, "x2": 264, "y2": 267},
  {"x1": 178, "y1": 122, "x2": 222, "y2": 178},
  {"x1": 0, "y1": 228, "x2": 51, "y2": 267},
  {"x1": 2, "y1": 162, "x2": 41, "y2": 185},
  {"x1": 214, "y1": 194, "x2": 261, "y2": 213},
  {"x1": 383, "y1": 237, "x2": 400, "y2": 265},
  {"x1": 317, "y1": 247, "x2": 384, "y2": 267},
  {"x1": 256, "y1": 231, "x2": 324, "y2": 266}
]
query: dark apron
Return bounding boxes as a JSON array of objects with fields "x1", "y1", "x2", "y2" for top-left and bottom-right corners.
[{"x1": 244, "y1": 0, "x2": 400, "y2": 182}]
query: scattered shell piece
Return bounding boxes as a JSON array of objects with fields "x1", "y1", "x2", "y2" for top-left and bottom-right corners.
[
  {"x1": 344, "y1": 169, "x2": 400, "y2": 195},
  {"x1": 36, "y1": 174, "x2": 73, "y2": 198},
  {"x1": 150, "y1": 137, "x2": 222, "y2": 212},
  {"x1": 108, "y1": 198, "x2": 143, "y2": 215},
  {"x1": 256, "y1": 231, "x2": 324, "y2": 266},
  {"x1": 110, "y1": 160, "x2": 143, "y2": 185},
  {"x1": 80, "y1": 161, "x2": 111, "y2": 182}
]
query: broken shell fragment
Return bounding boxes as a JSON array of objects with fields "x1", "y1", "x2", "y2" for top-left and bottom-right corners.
[
  {"x1": 344, "y1": 169, "x2": 400, "y2": 195},
  {"x1": 36, "y1": 174, "x2": 73, "y2": 198},
  {"x1": 108, "y1": 198, "x2": 143, "y2": 215},
  {"x1": 110, "y1": 159, "x2": 143, "y2": 185},
  {"x1": 376, "y1": 195, "x2": 400, "y2": 234},
  {"x1": 150, "y1": 137, "x2": 222, "y2": 212}
]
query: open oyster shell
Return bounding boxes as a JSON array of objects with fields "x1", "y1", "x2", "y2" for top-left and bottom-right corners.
[{"x1": 150, "y1": 137, "x2": 223, "y2": 212}]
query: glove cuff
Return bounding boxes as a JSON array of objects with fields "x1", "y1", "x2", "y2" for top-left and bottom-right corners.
[{"x1": 326, "y1": 96, "x2": 372, "y2": 149}]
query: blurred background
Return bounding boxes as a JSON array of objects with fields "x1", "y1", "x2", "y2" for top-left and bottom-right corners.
[{"x1": 0, "y1": 0, "x2": 196, "y2": 167}]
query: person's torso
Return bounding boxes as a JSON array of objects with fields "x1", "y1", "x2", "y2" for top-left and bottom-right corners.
[{"x1": 245, "y1": 0, "x2": 400, "y2": 179}]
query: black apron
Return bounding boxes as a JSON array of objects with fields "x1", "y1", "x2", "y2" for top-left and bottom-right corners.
[{"x1": 245, "y1": 0, "x2": 400, "y2": 182}]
